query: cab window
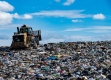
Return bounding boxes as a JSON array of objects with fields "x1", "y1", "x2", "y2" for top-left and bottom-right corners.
[
  {"x1": 25, "y1": 28, "x2": 28, "y2": 33},
  {"x1": 20, "y1": 29, "x2": 24, "y2": 33}
]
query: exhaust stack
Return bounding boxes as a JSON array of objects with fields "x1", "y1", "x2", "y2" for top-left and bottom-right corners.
[{"x1": 17, "y1": 27, "x2": 20, "y2": 34}]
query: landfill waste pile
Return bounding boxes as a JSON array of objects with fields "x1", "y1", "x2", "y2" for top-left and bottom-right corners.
[{"x1": 0, "y1": 41, "x2": 111, "y2": 80}]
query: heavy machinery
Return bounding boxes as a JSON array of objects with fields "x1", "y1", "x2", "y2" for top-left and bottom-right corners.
[{"x1": 10, "y1": 24, "x2": 42, "y2": 50}]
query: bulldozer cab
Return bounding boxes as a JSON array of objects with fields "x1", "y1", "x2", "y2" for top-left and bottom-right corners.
[{"x1": 19, "y1": 25, "x2": 33, "y2": 36}]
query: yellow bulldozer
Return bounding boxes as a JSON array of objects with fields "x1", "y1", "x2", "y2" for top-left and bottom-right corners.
[{"x1": 10, "y1": 24, "x2": 42, "y2": 50}]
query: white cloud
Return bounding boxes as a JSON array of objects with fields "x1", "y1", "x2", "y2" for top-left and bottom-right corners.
[
  {"x1": 93, "y1": 26, "x2": 111, "y2": 29},
  {"x1": 72, "y1": 19, "x2": 83, "y2": 22},
  {"x1": 13, "y1": 13, "x2": 32, "y2": 19},
  {"x1": 64, "y1": 27, "x2": 88, "y2": 31},
  {"x1": 13, "y1": 13, "x2": 20, "y2": 19},
  {"x1": 0, "y1": 1, "x2": 32, "y2": 25},
  {"x1": 55, "y1": 0, "x2": 61, "y2": 2},
  {"x1": 93, "y1": 13, "x2": 105, "y2": 20},
  {"x1": 64, "y1": 26, "x2": 111, "y2": 33},
  {"x1": 0, "y1": 12, "x2": 32, "y2": 25},
  {"x1": 89, "y1": 26, "x2": 111, "y2": 33},
  {"x1": 31, "y1": 10, "x2": 92, "y2": 19},
  {"x1": 64, "y1": 28, "x2": 83, "y2": 31},
  {"x1": 89, "y1": 30, "x2": 110, "y2": 33},
  {"x1": 0, "y1": 11, "x2": 13, "y2": 25},
  {"x1": 87, "y1": 26, "x2": 111, "y2": 33},
  {"x1": 0, "y1": 1, "x2": 14, "y2": 25},
  {"x1": 0, "y1": 1, "x2": 14, "y2": 12},
  {"x1": 22, "y1": 14, "x2": 33, "y2": 19},
  {"x1": 63, "y1": 0, "x2": 75, "y2": 6}
]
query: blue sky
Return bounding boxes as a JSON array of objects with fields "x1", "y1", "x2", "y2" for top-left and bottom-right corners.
[{"x1": 0, "y1": 0, "x2": 111, "y2": 46}]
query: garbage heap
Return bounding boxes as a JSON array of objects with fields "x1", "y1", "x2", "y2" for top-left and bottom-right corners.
[{"x1": 0, "y1": 41, "x2": 111, "y2": 80}]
